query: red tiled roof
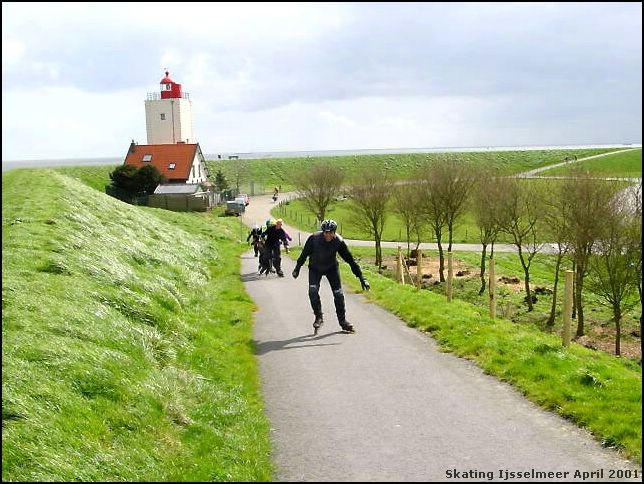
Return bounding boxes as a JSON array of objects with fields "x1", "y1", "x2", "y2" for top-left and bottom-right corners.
[{"x1": 123, "y1": 143, "x2": 198, "y2": 181}]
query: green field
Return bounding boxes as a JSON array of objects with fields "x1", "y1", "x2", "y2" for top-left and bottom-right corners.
[
  {"x1": 539, "y1": 148, "x2": 642, "y2": 178},
  {"x1": 207, "y1": 147, "x2": 625, "y2": 194}
]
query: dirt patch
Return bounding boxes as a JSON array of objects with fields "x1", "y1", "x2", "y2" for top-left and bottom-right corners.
[{"x1": 368, "y1": 254, "x2": 641, "y2": 361}]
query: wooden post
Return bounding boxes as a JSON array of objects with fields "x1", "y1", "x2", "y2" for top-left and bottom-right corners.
[
  {"x1": 447, "y1": 252, "x2": 453, "y2": 302},
  {"x1": 488, "y1": 258, "x2": 496, "y2": 319},
  {"x1": 416, "y1": 250, "x2": 422, "y2": 289},
  {"x1": 396, "y1": 246, "x2": 405, "y2": 284},
  {"x1": 562, "y1": 270, "x2": 574, "y2": 347}
]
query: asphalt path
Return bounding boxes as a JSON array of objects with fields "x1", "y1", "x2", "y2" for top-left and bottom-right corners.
[{"x1": 241, "y1": 194, "x2": 641, "y2": 482}]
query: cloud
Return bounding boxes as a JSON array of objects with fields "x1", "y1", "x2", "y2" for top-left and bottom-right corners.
[{"x1": 2, "y1": 2, "x2": 641, "y2": 161}]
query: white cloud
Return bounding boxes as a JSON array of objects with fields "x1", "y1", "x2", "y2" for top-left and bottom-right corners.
[{"x1": 1, "y1": 2, "x2": 641, "y2": 162}]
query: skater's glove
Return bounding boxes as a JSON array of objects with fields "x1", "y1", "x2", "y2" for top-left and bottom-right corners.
[
  {"x1": 292, "y1": 267, "x2": 300, "y2": 279},
  {"x1": 360, "y1": 278, "x2": 370, "y2": 291}
]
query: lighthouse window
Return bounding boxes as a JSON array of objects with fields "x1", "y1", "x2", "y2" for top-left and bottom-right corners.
[
  {"x1": 160, "y1": 113, "x2": 166, "y2": 120},
  {"x1": 142, "y1": 154, "x2": 153, "y2": 162},
  {"x1": 168, "y1": 163, "x2": 176, "y2": 170}
]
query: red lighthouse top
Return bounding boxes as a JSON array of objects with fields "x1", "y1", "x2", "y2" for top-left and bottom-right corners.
[{"x1": 160, "y1": 70, "x2": 183, "y2": 99}]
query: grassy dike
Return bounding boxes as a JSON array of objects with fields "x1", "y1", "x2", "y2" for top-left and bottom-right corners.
[
  {"x1": 2, "y1": 169, "x2": 273, "y2": 481},
  {"x1": 288, "y1": 247, "x2": 642, "y2": 464}
]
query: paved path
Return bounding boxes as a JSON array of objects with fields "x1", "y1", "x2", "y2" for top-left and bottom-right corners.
[{"x1": 241, "y1": 194, "x2": 641, "y2": 482}]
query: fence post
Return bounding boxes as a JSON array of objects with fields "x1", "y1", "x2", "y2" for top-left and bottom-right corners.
[
  {"x1": 562, "y1": 270, "x2": 574, "y2": 347},
  {"x1": 447, "y1": 252, "x2": 453, "y2": 302},
  {"x1": 489, "y1": 258, "x2": 496, "y2": 319},
  {"x1": 416, "y1": 250, "x2": 422, "y2": 290},
  {"x1": 396, "y1": 246, "x2": 403, "y2": 284}
]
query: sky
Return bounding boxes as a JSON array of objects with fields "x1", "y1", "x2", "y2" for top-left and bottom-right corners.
[{"x1": 2, "y1": 2, "x2": 642, "y2": 162}]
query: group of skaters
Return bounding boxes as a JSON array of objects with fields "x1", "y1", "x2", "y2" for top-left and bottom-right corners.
[
  {"x1": 247, "y1": 218, "x2": 292, "y2": 277},
  {"x1": 247, "y1": 218, "x2": 370, "y2": 334}
]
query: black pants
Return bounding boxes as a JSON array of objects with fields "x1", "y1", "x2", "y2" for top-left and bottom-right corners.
[
  {"x1": 308, "y1": 266, "x2": 345, "y2": 323},
  {"x1": 268, "y1": 244, "x2": 281, "y2": 272}
]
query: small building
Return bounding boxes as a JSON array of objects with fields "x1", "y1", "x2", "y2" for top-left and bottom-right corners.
[
  {"x1": 123, "y1": 141, "x2": 216, "y2": 211},
  {"x1": 123, "y1": 141, "x2": 209, "y2": 184},
  {"x1": 148, "y1": 182, "x2": 219, "y2": 212}
]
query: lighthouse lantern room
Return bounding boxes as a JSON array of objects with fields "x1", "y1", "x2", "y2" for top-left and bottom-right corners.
[{"x1": 145, "y1": 71, "x2": 194, "y2": 144}]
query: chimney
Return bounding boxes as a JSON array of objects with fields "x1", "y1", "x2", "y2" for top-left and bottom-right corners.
[{"x1": 129, "y1": 140, "x2": 136, "y2": 154}]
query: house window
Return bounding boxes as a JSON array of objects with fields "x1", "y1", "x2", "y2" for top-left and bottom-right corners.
[
  {"x1": 142, "y1": 154, "x2": 152, "y2": 162},
  {"x1": 160, "y1": 113, "x2": 166, "y2": 120},
  {"x1": 168, "y1": 163, "x2": 176, "y2": 170}
]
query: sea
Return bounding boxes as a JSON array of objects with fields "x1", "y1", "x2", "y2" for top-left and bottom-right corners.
[{"x1": 2, "y1": 143, "x2": 640, "y2": 173}]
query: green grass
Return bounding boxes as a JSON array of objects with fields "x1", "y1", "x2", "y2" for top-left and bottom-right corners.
[
  {"x1": 540, "y1": 148, "x2": 642, "y2": 178},
  {"x1": 286, "y1": 245, "x2": 641, "y2": 463},
  {"x1": 207, "y1": 148, "x2": 624, "y2": 194},
  {"x1": 2, "y1": 169, "x2": 273, "y2": 481}
]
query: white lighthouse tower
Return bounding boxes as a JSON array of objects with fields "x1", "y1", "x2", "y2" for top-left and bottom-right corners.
[{"x1": 144, "y1": 71, "x2": 194, "y2": 144}]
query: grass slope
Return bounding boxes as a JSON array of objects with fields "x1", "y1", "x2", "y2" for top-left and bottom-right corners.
[
  {"x1": 207, "y1": 147, "x2": 624, "y2": 193},
  {"x1": 2, "y1": 169, "x2": 273, "y2": 481}
]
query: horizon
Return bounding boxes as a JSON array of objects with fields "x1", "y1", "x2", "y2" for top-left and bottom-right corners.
[{"x1": 3, "y1": 141, "x2": 641, "y2": 166}]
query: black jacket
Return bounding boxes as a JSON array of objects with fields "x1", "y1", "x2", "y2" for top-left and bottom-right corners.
[
  {"x1": 295, "y1": 232, "x2": 363, "y2": 278},
  {"x1": 262, "y1": 225, "x2": 288, "y2": 248},
  {"x1": 247, "y1": 227, "x2": 262, "y2": 242}
]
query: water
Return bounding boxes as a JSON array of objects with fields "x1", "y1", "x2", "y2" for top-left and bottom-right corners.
[{"x1": 3, "y1": 143, "x2": 640, "y2": 172}]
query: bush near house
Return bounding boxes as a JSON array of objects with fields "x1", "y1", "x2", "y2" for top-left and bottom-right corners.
[{"x1": 108, "y1": 164, "x2": 166, "y2": 202}]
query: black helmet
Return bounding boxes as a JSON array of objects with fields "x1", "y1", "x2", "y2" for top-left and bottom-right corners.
[{"x1": 320, "y1": 219, "x2": 338, "y2": 232}]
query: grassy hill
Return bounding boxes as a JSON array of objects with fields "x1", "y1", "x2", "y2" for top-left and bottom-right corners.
[
  {"x1": 539, "y1": 148, "x2": 642, "y2": 178},
  {"x1": 2, "y1": 169, "x2": 273, "y2": 481},
  {"x1": 206, "y1": 147, "x2": 625, "y2": 193}
]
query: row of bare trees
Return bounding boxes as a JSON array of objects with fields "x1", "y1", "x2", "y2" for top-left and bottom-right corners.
[{"x1": 294, "y1": 160, "x2": 642, "y2": 355}]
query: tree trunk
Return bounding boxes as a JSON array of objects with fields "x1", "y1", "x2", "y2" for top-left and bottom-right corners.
[
  {"x1": 517, "y1": 246, "x2": 533, "y2": 311},
  {"x1": 375, "y1": 233, "x2": 382, "y2": 269},
  {"x1": 546, "y1": 252, "x2": 563, "y2": 328},
  {"x1": 575, "y1": 270, "x2": 585, "y2": 337},
  {"x1": 478, "y1": 243, "x2": 488, "y2": 295},
  {"x1": 435, "y1": 228, "x2": 445, "y2": 282},
  {"x1": 613, "y1": 305, "x2": 622, "y2": 356}
]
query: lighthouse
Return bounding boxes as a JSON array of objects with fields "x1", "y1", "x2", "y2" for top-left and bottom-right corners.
[{"x1": 144, "y1": 71, "x2": 194, "y2": 144}]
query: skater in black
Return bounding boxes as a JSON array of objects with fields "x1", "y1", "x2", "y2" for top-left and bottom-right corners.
[
  {"x1": 246, "y1": 224, "x2": 262, "y2": 257},
  {"x1": 261, "y1": 219, "x2": 289, "y2": 277},
  {"x1": 292, "y1": 219, "x2": 369, "y2": 333}
]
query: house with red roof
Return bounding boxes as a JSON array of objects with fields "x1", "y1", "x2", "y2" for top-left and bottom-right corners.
[{"x1": 123, "y1": 141, "x2": 209, "y2": 184}]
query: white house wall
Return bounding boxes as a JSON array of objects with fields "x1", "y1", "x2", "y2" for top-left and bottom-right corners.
[{"x1": 187, "y1": 153, "x2": 207, "y2": 184}]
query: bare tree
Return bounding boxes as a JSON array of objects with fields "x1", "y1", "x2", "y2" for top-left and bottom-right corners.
[
  {"x1": 293, "y1": 160, "x2": 345, "y2": 223},
  {"x1": 416, "y1": 163, "x2": 447, "y2": 281},
  {"x1": 348, "y1": 169, "x2": 391, "y2": 269},
  {"x1": 587, "y1": 194, "x2": 640, "y2": 355},
  {"x1": 562, "y1": 170, "x2": 618, "y2": 337},
  {"x1": 497, "y1": 178, "x2": 544, "y2": 312},
  {"x1": 541, "y1": 180, "x2": 573, "y2": 329},
  {"x1": 470, "y1": 167, "x2": 503, "y2": 295},
  {"x1": 633, "y1": 182, "x2": 643, "y2": 344},
  {"x1": 231, "y1": 159, "x2": 250, "y2": 193},
  {"x1": 391, "y1": 182, "x2": 426, "y2": 257},
  {"x1": 441, "y1": 160, "x2": 478, "y2": 252}
]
